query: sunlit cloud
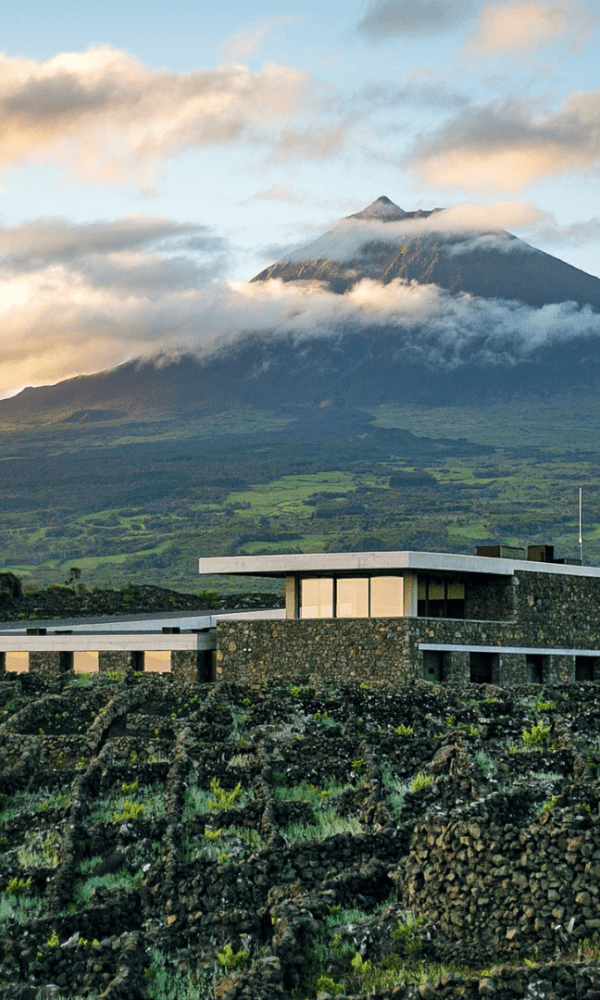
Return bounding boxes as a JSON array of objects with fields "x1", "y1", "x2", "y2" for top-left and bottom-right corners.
[
  {"x1": 3, "y1": 204, "x2": 600, "y2": 399},
  {"x1": 0, "y1": 47, "x2": 320, "y2": 186},
  {"x1": 222, "y1": 15, "x2": 302, "y2": 60},
  {"x1": 468, "y1": 0, "x2": 595, "y2": 54},
  {"x1": 404, "y1": 89, "x2": 600, "y2": 191},
  {"x1": 247, "y1": 183, "x2": 304, "y2": 202},
  {"x1": 280, "y1": 200, "x2": 546, "y2": 262}
]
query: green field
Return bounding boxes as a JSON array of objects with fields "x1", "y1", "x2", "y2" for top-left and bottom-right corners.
[{"x1": 1, "y1": 395, "x2": 599, "y2": 592}]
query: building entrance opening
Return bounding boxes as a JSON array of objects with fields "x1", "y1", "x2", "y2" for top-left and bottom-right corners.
[
  {"x1": 422, "y1": 650, "x2": 444, "y2": 682},
  {"x1": 576, "y1": 656, "x2": 595, "y2": 681},
  {"x1": 526, "y1": 654, "x2": 544, "y2": 684},
  {"x1": 470, "y1": 652, "x2": 497, "y2": 684}
]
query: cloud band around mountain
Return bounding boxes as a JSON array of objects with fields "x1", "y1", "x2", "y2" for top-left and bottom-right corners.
[{"x1": 3, "y1": 209, "x2": 600, "y2": 397}]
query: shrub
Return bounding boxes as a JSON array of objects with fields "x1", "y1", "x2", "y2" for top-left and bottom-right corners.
[
  {"x1": 317, "y1": 973, "x2": 344, "y2": 995},
  {"x1": 113, "y1": 799, "x2": 145, "y2": 822},
  {"x1": 5, "y1": 877, "x2": 31, "y2": 897},
  {"x1": 395, "y1": 724, "x2": 413, "y2": 736},
  {"x1": 412, "y1": 773, "x2": 432, "y2": 793},
  {"x1": 522, "y1": 723, "x2": 552, "y2": 748},
  {"x1": 208, "y1": 778, "x2": 243, "y2": 811},
  {"x1": 216, "y1": 944, "x2": 248, "y2": 970},
  {"x1": 198, "y1": 589, "x2": 221, "y2": 609}
]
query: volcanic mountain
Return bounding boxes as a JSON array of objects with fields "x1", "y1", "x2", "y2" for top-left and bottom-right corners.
[
  {"x1": 253, "y1": 196, "x2": 600, "y2": 309},
  {"x1": 3, "y1": 195, "x2": 600, "y2": 427}
]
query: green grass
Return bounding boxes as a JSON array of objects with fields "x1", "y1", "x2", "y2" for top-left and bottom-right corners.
[
  {"x1": 274, "y1": 781, "x2": 360, "y2": 842},
  {"x1": 72, "y1": 870, "x2": 141, "y2": 905},
  {"x1": 225, "y1": 472, "x2": 358, "y2": 519},
  {"x1": 89, "y1": 786, "x2": 166, "y2": 823},
  {"x1": 0, "y1": 892, "x2": 45, "y2": 923}
]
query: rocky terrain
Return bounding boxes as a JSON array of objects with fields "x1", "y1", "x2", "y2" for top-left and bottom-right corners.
[
  {"x1": 0, "y1": 582, "x2": 283, "y2": 625},
  {"x1": 0, "y1": 674, "x2": 600, "y2": 999}
]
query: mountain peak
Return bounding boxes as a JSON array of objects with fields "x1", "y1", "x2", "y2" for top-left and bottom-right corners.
[{"x1": 348, "y1": 196, "x2": 407, "y2": 222}]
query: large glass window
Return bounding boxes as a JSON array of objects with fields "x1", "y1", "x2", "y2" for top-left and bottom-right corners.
[
  {"x1": 300, "y1": 578, "x2": 334, "y2": 618},
  {"x1": 370, "y1": 576, "x2": 404, "y2": 617},
  {"x1": 337, "y1": 578, "x2": 369, "y2": 618},
  {"x1": 418, "y1": 578, "x2": 465, "y2": 618}
]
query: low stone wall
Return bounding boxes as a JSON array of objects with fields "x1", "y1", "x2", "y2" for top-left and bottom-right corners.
[{"x1": 405, "y1": 802, "x2": 600, "y2": 964}]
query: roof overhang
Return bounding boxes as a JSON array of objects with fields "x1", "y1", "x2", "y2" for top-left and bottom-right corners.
[{"x1": 198, "y1": 550, "x2": 600, "y2": 579}]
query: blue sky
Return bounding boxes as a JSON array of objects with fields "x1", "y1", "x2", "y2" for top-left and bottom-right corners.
[{"x1": 1, "y1": 0, "x2": 600, "y2": 394}]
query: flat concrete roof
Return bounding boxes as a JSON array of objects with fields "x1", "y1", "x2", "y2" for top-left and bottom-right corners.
[
  {"x1": 199, "y1": 550, "x2": 600, "y2": 579},
  {"x1": 0, "y1": 607, "x2": 285, "y2": 636}
]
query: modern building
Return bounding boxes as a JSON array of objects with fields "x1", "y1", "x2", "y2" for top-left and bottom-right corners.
[
  {"x1": 0, "y1": 608, "x2": 284, "y2": 680},
  {"x1": 198, "y1": 545, "x2": 600, "y2": 686}
]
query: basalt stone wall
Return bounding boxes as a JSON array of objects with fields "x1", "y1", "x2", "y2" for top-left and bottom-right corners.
[
  {"x1": 215, "y1": 618, "x2": 545, "y2": 686},
  {"x1": 215, "y1": 618, "x2": 417, "y2": 685},
  {"x1": 514, "y1": 570, "x2": 600, "y2": 648},
  {"x1": 464, "y1": 575, "x2": 515, "y2": 621},
  {"x1": 405, "y1": 806, "x2": 600, "y2": 965},
  {"x1": 28, "y1": 651, "x2": 72, "y2": 678}
]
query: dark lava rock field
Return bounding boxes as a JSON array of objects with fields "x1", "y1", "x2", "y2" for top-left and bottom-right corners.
[{"x1": 1, "y1": 674, "x2": 600, "y2": 999}]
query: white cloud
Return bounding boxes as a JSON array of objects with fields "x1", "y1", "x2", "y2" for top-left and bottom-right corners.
[
  {"x1": 404, "y1": 89, "x2": 600, "y2": 191},
  {"x1": 468, "y1": 0, "x2": 595, "y2": 54},
  {"x1": 222, "y1": 15, "x2": 302, "y2": 60},
  {"x1": 0, "y1": 47, "x2": 319, "y2": 186}
]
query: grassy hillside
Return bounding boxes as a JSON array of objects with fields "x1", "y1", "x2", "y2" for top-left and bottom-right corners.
[
  {"x1": 1, "y1": 393, "x2": 599, "y2": 591},
  {"x1": 0, "y1": 673, "x2": 599, "y2": 999}
]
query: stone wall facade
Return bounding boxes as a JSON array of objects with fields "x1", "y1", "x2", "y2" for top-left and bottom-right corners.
[{"x1": 215, "y1": 568, "x2": 600, "y2": 686}]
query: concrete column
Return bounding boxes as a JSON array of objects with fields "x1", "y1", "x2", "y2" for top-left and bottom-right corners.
[
  {"x1": 446, "y1": 650, "x2": 470, "y2": 684},
  {"x1": 403, "y1": 573, "x2": 418, "y2": 617},
  {"x1": 29, "y1": 651, "x2": 72, "y2": 677},
  {"x1": 285, "y1": 576, "x2": 299, "y2": 619},
  {"x1": 547, "y1": 655, "x2": 575, "y2": 683},
  {"x1": 98, "y1": 651, "x2": 132, "y2": 675}
]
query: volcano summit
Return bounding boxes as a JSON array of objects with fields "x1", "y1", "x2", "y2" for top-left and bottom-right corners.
[{"x1": 254, "y1": 196, "x2": 600, "y2": 309}]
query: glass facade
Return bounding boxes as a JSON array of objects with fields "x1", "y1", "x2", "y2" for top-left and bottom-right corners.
[
  {"x1": 300, "y1": 578, "x2": 334, "y2": 618},
  {"x1": 370, "y1": 576, "x2": 404, "y2": 617},
  {"x1": 337, "y1": 578, "x2": 369, "y2": 618},
  {"x1": 418, "y1": 578, "x2": 465, "y2": 618},
  {"x1": 299, "y1": 576, "x2": 404, "y2": 618}
]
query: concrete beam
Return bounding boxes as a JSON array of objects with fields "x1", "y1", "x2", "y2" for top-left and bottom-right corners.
[{"x1": 0, "y1": 633, "x2": 216, "y2": 653}]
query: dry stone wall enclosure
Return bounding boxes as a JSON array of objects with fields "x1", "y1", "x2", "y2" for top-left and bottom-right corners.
[{"x1": 0, "y1": 674, "x2": 600, "y2": 999}]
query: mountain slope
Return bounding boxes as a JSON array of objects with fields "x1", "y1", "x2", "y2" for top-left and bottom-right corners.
[{"x1": 253, "y1": 196, "x2": 600, "y2": 309}]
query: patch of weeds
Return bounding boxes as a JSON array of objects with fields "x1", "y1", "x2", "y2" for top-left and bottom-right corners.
[
  {"x1": 208, "y1": 778, "x2": 244, "y2": 811},
  {"x1": 5, "y1": 877, "x2": 31, "y2": 897},
  {"x1": 89, "y1": 785, "x2": 165, "y2": 823},
  {"x1": 538, "y1": 794, "x2": 557, "y2": 815},
  {"x1": 316, "y1": 974, "x2": 344, "y2": 995},
  {"x1": 412, "y1": 773, "x2": 432, "y2": 793},
  {"x1": 18, "y1": 827, "x2": 63, "y2": 868},
  {"x1": 535, "y1": 699, "x2": 556, "y2": 713},
  {"x1": 522, "y1": 723, "x2": 552, "y2": 748},
  {"x1": 216, "y1": 944, "x2": 249, "y2": 970},
  {"x1": 73, "y1": 870, "x2": 140, "y2": 906},
  {"x1": 0, "y1": 891, "x2": 44, "y2": 923},
  {"x1": 144, "y1": 946, "x2": 216, "y2": 999},
  {"x1": 475, "y1": 750, "x2": 495, "y2": 778},
  {"x1": 395, "y1": 724, "x2": 413, "y2": 736},
  {"x1": 392, "y1": 913, "x2": 426, "y2": 956}
]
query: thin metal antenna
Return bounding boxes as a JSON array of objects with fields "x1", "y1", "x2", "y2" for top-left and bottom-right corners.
[{"x1": 579, "y1": 487, "x2": 583, "y2": 565}]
